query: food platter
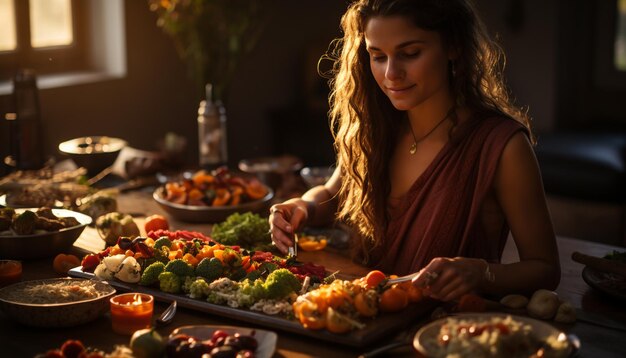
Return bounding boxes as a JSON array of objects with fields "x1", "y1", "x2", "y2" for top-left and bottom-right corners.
[
  {"x1": 582, "y1": 266, "x2": 626, "y2": 302},
  {"x1": 413, "y1": 313, "x2": 575, "y2": 357},
  {"x1": 69, "y1": 267, "x2": 437, "y2": 347},
  {"x1": 153, "y1": 186, "x2": 274, "y2": 223},
  {"x1": 0, "y1": 208, "x2": 92, "y2": 259},
  {"x1": 170, "y1": 325, "x2": 277, "y2": 358}
]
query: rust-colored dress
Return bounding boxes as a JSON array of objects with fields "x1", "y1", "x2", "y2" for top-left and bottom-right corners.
[{"x1": 372, "y1": 116, "x2": 527, "y2": 275}]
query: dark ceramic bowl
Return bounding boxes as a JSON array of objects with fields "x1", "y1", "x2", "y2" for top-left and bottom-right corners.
[
  {"x1": 58, "y1": 136, "x2": 127, "y2": 175},
  {"x1": 0, "y1": 208, "x2": 92, "y2": 259},
  {"x1": 153, "y1": 186, "x2": 274, "y2": 223}
]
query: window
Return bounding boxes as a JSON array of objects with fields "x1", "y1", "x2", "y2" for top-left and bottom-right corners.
[
  {"x1": 0, "y1": 0, "x2": 88, "y2": 80},
  {"x1": 616, "y1": 0, "x2": 626, "y2": 71},
  {"x1": 0, "y1": 0, "x2": 126, "y2": 94}
]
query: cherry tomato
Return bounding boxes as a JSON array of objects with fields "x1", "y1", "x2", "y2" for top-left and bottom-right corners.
[
  {"x1": 211, "y1": 330, "x2": 230, "y2": 344},
  {"x1": 80, "y1": 254, "x2": 101, "y2": 272},
  {"x1": 364, "y1": 270, "x2": 386, "y2": 289},
  {"x1": 60, "y1": 340, "x2": 85, "y2": 358},
  {"x1": 379, "y1": 286, "x2": 409, "y2": 313},
  {"x1": 144, "y1": 214, "x2": 169, "y2": 234}
]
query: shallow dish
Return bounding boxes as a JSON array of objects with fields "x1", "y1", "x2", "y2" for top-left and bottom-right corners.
[
  {"x1": 170, "y1": 325, "x2": 277, "y2": 358},
  {"x1": 0, "y1": 208, "x2": 92, "y2": 259},
  {"x1": 58, "y1": 136, "x2": 127, "y2": 175},
  {"x1": 582, "y1": 266, "x2": 626, "y2": 301},
  {"x1": 301, "y1": 226, "x2": 350, "y2": 250},
  {"x1": 414, "y1": 313, "x2": 573, "y2": 358},
  {"x1": 153, "y1": 186, "x2": 273, "y2": 223},
  {"x1": 0, "y1": 278, "x2": 115, "y2": 327},
  {"x1": 300, "y1": 166, "x2": 334, "y2": 188}
]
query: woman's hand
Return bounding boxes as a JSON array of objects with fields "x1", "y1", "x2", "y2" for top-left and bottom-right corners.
[
  {"x1": 411, "y1": 257, "x2": 489, "y2": 302},
  {"x1": 268, "y1": 199, "x2": 308, "y2": 254}
]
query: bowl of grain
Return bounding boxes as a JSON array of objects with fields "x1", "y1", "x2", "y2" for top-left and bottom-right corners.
[{"x1": 0, "y1": 277, "x2": 115, "y2": 327}]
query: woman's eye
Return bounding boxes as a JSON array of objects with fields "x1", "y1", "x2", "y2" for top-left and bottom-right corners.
[
  {"x1": 404, "y1": 51, "x2": 421, "y2": 58},
  {"x1": 370, "y1": 54, "x2": 386, "y2": 62}
]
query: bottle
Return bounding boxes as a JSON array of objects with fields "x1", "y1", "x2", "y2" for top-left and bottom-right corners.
[
  {"x1": 197, "y1": 83, "x2": 228, "y2": 170},
  {"x1": 10, "y1": 69, "x2": 44, "y2": 170}
]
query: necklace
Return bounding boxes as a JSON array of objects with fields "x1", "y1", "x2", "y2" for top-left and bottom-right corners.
[{"x1": 408, "y1": 106, "x2": 455, "y2": 155}]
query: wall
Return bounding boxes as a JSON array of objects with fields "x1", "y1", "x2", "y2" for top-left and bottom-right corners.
[
  {"x1": 476, "y1": 0, "x2": 559, "y2": 134},
  {"x1": 1, "y1": 0, "x2": 560, "y2": 173}
]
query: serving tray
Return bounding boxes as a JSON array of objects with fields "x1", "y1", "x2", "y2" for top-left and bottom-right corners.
[{"x1": 68, "y1": 267, "x2": 437, "y2": 347}]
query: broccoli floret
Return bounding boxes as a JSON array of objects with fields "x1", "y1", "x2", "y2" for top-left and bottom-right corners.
[
  {"x1": 244, "y1": 269, "x2": 263, "y2": 281},
  {"x1": 158, "y1": 271, "x2": 182, "y2": 293},
  {"x1": 153, "y1": 246, "x2": 170, "y2": 264},
  {"x1": 189, "y1": 278, "x2": 210, "y2": 299},
  {"x1": 181, "y1": 276, "x2": 195, "y2": 294},
  {"x1": 140, "y1": 261, "x2": 165, "y2": 286},
  {"x1": 264, "y1": 268, "x2": 301, "y2": 299},
  {"x1": 195, "y1": 257, "x2": 223, "y2": 282},
  {"x1": 258, "y1": 262, "x2": 279, "y2": 274},
  {"x1": 164, "y1": 259, "x2": 194, "y2": 277},
  {"x1": 153, "y1": 237, "x2": 172, "y2": 251},
  {"x1": 229, "y1": 267, "x2": 247, "y2": 281},
  {"x1": 240, "y1": 278, "x2": 267, "y2": 300}
]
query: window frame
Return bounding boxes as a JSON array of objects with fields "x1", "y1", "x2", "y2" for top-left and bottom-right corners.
[{"x1": 0, "y1": 0, "x2": 89, "y2": 79}]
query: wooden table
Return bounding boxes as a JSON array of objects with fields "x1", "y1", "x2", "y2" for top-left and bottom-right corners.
[{"x1": 1, "y1": 189, "x2": 625, "y2": 357}]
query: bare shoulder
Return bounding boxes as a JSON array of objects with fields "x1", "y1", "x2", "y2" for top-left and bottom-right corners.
[{"x1": 492, "y1": 130, "x2": 544, "y2": 194}]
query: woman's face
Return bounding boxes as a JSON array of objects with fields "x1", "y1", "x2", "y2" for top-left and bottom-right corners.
[{"x1": 364, "y1": 16, "x2": 451, "y2": 111}]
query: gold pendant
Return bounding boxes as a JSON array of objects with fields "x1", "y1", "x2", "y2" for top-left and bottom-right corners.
[{"x1": 409, "y1": 142, "x2": 417, "y2": 155}]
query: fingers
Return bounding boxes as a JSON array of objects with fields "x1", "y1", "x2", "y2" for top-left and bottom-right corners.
[
  {"x1": 268, "y1": 204, "x2": 307, "y2": 254},
  {"x1": 413, "y1": 257, "x2": 479, "y2": 302}
]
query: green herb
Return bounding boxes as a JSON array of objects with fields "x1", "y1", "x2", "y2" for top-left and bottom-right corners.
[
  {"x1": 604, "y1": 250, "x2": 626, "y2": 262},
  {"x1": 211, "y1": 212, "x2": 272, "y2": 251}
]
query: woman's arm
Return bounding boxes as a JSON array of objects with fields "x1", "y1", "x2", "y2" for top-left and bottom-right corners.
[
  {"x1": 484, "y1": 131, "x2": 561, "y2": 295},
  {"x1": 269, "y1": 166, "x2": 342, "y2": 254},
  {"x1": 413, "y1": 132, "x2": 560, "y2": 300}
]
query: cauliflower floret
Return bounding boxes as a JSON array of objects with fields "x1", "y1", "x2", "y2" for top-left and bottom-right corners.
[
  {"x1": 114, "y1": 256, "x2": 141, "y2": 283},
  {"x1": 103, "y1": 254, "x2": 126, "y2": 272},
  {"x1": 94, "y1": 262, "x2": 114, "y2": 280}
]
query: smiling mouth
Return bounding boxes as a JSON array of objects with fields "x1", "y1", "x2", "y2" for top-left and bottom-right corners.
[{"x1": 387, "y1": 84, "x2": 415, "y2": 93}]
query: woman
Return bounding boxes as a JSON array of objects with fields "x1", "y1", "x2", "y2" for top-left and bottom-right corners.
[{"x1": 270, "y1": 0, "x2": 560, "y2": 302}]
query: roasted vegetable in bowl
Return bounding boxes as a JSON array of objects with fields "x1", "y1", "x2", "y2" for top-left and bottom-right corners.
[
  {"x1": 163, "y1": 167, "x2": 269, "y2": 207},
  {"x1": 0, "y1": 207, "x2": 82, "y2": 236}
]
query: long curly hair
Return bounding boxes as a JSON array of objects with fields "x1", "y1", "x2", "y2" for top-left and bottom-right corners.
[{"x1": 323, "y1": 0, "x2": 532, "y2": 261}]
